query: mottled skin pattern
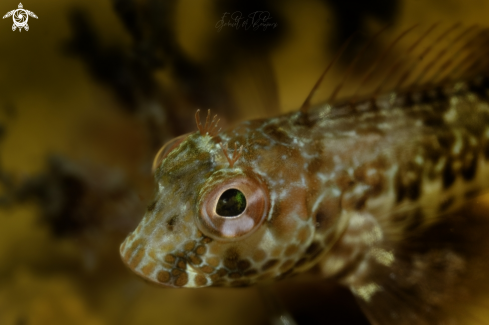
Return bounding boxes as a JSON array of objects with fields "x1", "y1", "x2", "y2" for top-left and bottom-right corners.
[{"x1": 120, "y1": 74, "x2": 489, "y2": 300}]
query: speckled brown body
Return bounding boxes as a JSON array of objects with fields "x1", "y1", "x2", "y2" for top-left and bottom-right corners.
[
  {"x1": 120, "y1": 23, "x2": 489, "y2": 323},
  {"x1": 120, "y1": 73, "x2": 489, "y2": 292}
]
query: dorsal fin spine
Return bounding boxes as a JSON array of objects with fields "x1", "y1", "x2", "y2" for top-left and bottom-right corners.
[
  {"x1": 429, "y1": 25, "x2": 480, "y2": 85},
  {"x1": 412, "y1": 24, "x2": 474, "y2": 88},
  {"x1": 452, "y1": 33, "x2": 489, "y2": 80},
  {"x1": 445, "y1": 30, "x2": 489, "y2": 82},
  {"x1": 436, "y1": 29, "x2": 487, "y2": 83},
  {"x1": 304, "y1": 23, "x2": 489, "y2": 114},
  {"x1": 329, "y1": 25, "x2": 391, "y2": 103},
  {"x1": 373, "y1": 23, "x2": 440, "y2": 97},
  {"x1": 300, "y1": 32, "x2": 358, "y2": 113},
  {"x1": 395, "y1": 23, "x2": 461, "y2": 90},
  {"x1": 350, "y1": 24, "x2": 419, "y2": 104}
]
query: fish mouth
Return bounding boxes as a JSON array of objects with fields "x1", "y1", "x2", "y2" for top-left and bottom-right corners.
[
  {"x1": 122, "y1": 257, "x2": 205, "y2": 288},
  {"x1": 119, "y1": 241, "x2": 173, "y2": 287},
  {"x1": 119, "y1": 240, "x2": 207, "y2": 288}
]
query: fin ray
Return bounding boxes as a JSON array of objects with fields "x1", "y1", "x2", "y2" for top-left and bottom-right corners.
[
  {"x1": 346, "y1": 198, "x2": 489, "y2": 325},
  {"x1": 303, "y1": 23, "x2": 489, "y2": 118}
]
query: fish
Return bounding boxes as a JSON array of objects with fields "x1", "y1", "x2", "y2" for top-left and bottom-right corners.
[{"x1": 120, "y1": 23, "x2": 489, "y2": 324}]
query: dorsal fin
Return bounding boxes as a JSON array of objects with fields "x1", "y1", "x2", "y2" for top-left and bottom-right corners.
[
  {"x1": 373, "y1": 23, "x2": 440, "y2": 97},
  {"x1": 300, "y1": 32, "x2": 357, "y2": 114},
  {"x1": 301, "y1": 23, "x2": 489, "y2": 112},
  {"x1": 408, "y1": 23, "x2": 474, "y2": 88},
  {"x1": 396, "y1": 22, "x2": 462, "y2": 90},
  {"x1": 424, "y1": 24, "x2": 479, "y2": 86},
  {"x1": 436, "y1": 28, "x2": 489, "y2": 83},
  {"x1": 349, "y1": 24, "x2": 419, "y2": 104},
  {"x1": 450, "y1": 30, "x2": 489, "y2": 81},
  {"x1": 328, "y1": 25, "x2": 391, "y2": 103}
]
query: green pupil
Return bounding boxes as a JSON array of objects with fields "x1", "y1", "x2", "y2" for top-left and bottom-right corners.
[{"x1": 216, "y1": 189, "x2": 247, "y2": 217}]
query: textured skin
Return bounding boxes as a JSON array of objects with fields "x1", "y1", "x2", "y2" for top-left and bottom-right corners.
[
  {"x1": 120, "y1": 76, "x2": 489, "y2": 295},
  {"x1": 118, "y1": 20, "x2": 489, "y2": 322}
]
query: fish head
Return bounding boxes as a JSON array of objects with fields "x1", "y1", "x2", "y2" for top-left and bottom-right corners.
[{"x1": 120, "y1": 117, "x2": 341, "y2": 287}]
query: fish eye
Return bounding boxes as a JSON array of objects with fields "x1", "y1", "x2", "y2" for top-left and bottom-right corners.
[
  {"x1": 198, "y1": 174, "x2": 269, "y2": 240},
  {"x1": 152, "y1": 133, "x2": 190, "y2": 172},
  {"x1": 216, "y1": 189, "x2": 247, "y2": 217}
]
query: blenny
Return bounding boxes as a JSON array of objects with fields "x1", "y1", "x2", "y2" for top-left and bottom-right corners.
[{"x1": 120, "y1": 24, "x2": 489, "y2": 324}]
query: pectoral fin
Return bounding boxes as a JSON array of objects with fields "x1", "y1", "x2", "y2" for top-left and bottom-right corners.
[{"x1": 347, "y1": 197, "x2": 489, "y2": 324}]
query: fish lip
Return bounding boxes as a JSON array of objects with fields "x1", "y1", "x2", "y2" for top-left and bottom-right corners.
[
  {"x1": 119, "y1": 250, "x2": 177, "y2": 288},
  {"x1": 120, "y1": 249, "x2": 204, "y2": 288},
  {"x1": 188, "y1": 263, "x2": 199, "y2": 273},
  {"x1": 131, "y1": 263, "x2": 202, "y2": 289}
]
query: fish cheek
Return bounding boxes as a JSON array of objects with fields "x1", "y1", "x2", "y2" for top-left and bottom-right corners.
[
  {"x1": 203, "y1": 229, "x2": 273, "y2": 286},
  {"x1": 268, "y1": 186, "x2": 310, "y2": 239},
  {"x1": 314, "y1": 195, "x2": 342, "y2": 234}
]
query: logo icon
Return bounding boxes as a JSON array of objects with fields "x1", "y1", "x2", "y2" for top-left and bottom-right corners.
[{"x1": 3, "y1": 3, "x2": 38, "y2": 32}]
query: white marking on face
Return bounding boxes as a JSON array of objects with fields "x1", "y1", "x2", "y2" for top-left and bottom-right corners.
[
  {"x1": 301, "y1": 151, "x2": 320, "y2": 159},
  {"x1": 317, "y1": 173, "x2": 329, "y2": 183},
  {"x1": 312, "y1": 190, "x2": 329, "y2": 213},
  {"x1": 332, "y1": 188, "x2": 342, "y2": 197},
  {"x1": 258, "y1": 228, "x2": 278, "y2": 251}
]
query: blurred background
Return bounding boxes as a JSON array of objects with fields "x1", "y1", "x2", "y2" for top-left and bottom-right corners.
[{"x1": 0, "y1": 0, "x2": 489, "y2": 324}]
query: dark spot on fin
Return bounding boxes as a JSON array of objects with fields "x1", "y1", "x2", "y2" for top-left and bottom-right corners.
[
  {"x1": 461, "y1": 152, "x2": 478, "y2": 181},
  {"x1": 405, "y1": 208, "x2": 424, "y2": 232},
  {"x1": 442, "y1": 158, "x2": 456, "y2": 189},
  {"x1": 395, "y1": 171, "x2": 405, "y2": 203},
  {"x1": 407, "y1": 180, "x2": 421, "y2": 201},
  {"x1": 395, "y1": 166, "x2": 421, "y2": 203},
  {"x1": 439, "y1": 196, "x2": 455, "y2": 213}
]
